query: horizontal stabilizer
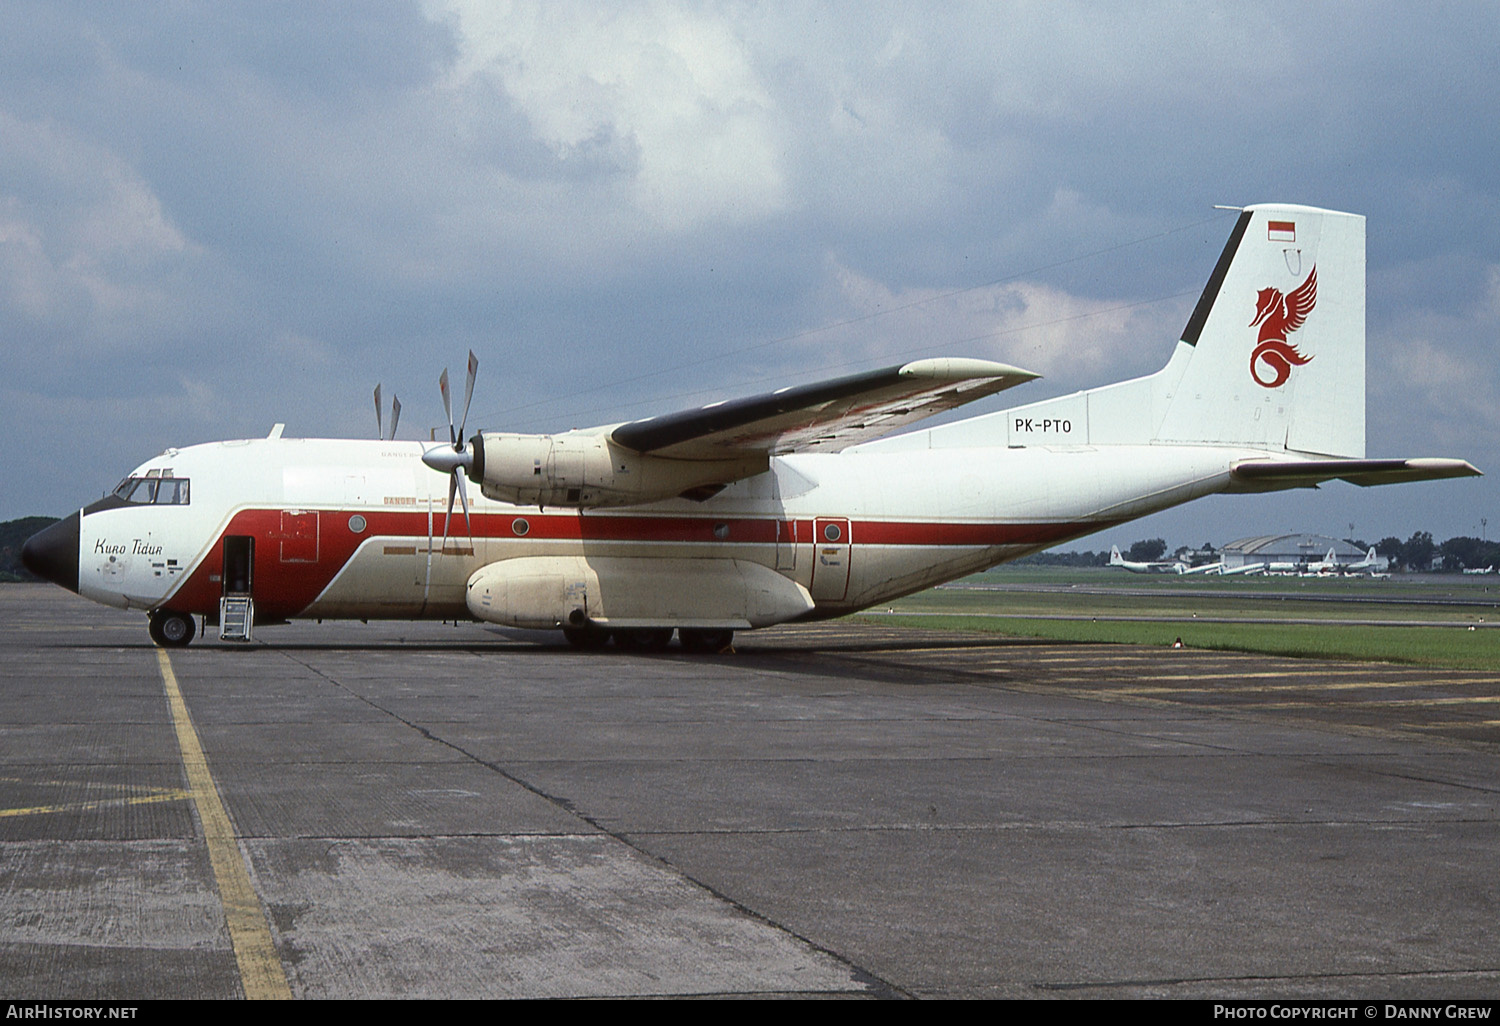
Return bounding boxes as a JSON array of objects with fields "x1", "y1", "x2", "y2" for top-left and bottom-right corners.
[
  {"x1": 612, "y1": 358, "x2": 1038, "y2": 459},
  {"x1": 1231, "y1": 457, "x2": 1480, "y2": 488}
]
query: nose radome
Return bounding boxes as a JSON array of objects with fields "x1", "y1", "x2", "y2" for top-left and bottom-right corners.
[{"x1": 21, "y1": 512, "x2": 80, "y2": 594}]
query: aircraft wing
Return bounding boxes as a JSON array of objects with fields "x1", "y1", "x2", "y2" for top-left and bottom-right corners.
[
  {"x1": 1231, "y1": 457, "x2": 1481, "y2": 488},
  {"x1": 610, "y1": 358, "x2": 1039, "y2": 459}
]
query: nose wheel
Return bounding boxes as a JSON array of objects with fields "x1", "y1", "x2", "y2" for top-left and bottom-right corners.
[{"x1": 148, "y1": 609, "x2": 196, "y2": 647}]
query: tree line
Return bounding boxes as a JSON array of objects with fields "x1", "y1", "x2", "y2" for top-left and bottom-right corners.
[
  {"x1": 0, "y1": 517, "x2": 56, "y2": 582},
  {"x1": 1375, "y1": 532, "x2": 1500, "y2": 572}
]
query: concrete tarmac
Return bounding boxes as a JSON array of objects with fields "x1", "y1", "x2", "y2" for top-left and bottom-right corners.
[{"x1": 3, "y1": 584, "x2": 1500, "y2": 999}]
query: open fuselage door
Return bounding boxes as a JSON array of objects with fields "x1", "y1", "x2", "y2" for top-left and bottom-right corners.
[{"x1": 220, "y1": 534, "x2": 255, "y2": 641}]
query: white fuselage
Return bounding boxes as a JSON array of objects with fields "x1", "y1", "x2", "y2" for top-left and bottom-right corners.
[{"x1": 73, "y1": 436, "x2": 1256, "y2": 625}]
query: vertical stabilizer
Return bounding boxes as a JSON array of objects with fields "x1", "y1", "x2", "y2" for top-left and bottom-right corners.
[
  {"x1": 1154, "y1": 204, "x2": 1365, "y2": 457},
  {"x1": 850, "y1": 203, "x2": 1371, "y2": 458}
]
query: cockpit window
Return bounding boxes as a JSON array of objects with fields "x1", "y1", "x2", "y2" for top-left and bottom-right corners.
[{"x1": 112, "y1": 476, "x2": 190, "y2": 505}]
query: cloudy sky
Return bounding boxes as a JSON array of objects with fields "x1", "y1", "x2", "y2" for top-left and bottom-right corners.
[{"x1": 3, "y1": 1, "x2": 1498, "y2": 550}]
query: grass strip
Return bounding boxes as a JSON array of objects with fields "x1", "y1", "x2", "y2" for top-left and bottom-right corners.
[{"x1": 861, "y1": 613, "x2": 1500, "y2": 671}]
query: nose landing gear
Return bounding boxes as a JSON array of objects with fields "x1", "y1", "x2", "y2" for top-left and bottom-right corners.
[{"x1": 148, "y1": 609, "x2": 196, "y2": 647}]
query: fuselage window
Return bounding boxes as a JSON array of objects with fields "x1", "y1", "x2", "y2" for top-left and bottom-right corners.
[
  {"x1": 156, "y1": 478, "x2": 189, "y2": 505},
  {"x1": 114, "y1": 476, "x2": 191, "y2": 505}
]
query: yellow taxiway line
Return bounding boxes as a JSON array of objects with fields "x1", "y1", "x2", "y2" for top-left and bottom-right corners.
[
  {"x1": 0, "y1": 784, "x2": 190, "y2": 818},
  {"x1": 156, "y1": 648, "x2": 292, "y2": 1000}
]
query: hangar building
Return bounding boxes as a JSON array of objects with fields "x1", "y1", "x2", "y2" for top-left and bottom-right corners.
[{"x1": 1219, "y1": 534, "x2": 1387, "y2": 571}]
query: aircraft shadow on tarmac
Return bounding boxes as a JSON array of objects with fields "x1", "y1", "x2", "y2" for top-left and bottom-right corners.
[{"x1": 59, "y1": 626, "x2": 1061, "y2": 656}]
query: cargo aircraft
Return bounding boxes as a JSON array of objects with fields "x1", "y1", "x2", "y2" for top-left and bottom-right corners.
[
  {"x1": 1303, "y1": 547, "x2": 1342, "y2": 576},
  {"x1": 1107, "y1": 546, "x2": 1187, "y2": 574},
  {"x1": 1335, "y1": 546, "x2": 1382, "y2": 575},
  {"x1": 22, "y1": 204, "x2": 1480, "y2": 650}
]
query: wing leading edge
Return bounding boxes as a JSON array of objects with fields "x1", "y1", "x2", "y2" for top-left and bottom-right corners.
[{"x1": 610, "y1": 358, "x2": 1039, "y2": 459}]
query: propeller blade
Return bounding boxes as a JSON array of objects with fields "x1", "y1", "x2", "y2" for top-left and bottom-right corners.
[
  {"x1": 374, "y1": 385, "x2": 383, "y2": 440},
  {"x1": 440, "y1": 471, "x2": 457, "y2": 553},
  {"x1": 437, "y1": 469, "x2": 473, "y2": 553},
  {"x1": 454, "y1": 470, "x2": 472, "y2": 540},
  {"x1": 439, "y1": 367, "x2": 455, "y2": 446},
  {"x1": 389, "y1": 396, "x2": 401, "y2": 440},
  {"x1": 458, "y1": 350, "x2": 478, "y2": 448}
]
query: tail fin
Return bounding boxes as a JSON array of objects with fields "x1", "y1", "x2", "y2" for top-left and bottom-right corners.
[
  {"x1": 974, "y1": 204, "x2": 1366, "y2": 457},
  {"x1": 1153, "y1": 204, "x2": 1365, "y2": 457},
  {"x1": 1109, "y1": 545, "x2": 1124, "y2": 565}
]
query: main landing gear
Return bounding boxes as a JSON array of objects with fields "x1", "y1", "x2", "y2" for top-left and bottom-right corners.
[
  {"x1": 562, "y1": 626, "x2": 735, "y2": 654},
  {"x1": 148, "y1": 609, "x2": 196, "y2": 648},
  {"x1": 678, "y1": 628, "x2": 736, "y2": 654}
]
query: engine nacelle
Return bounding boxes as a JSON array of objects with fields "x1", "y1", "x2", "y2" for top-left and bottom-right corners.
[{"x1": 469, "y1": 430, "x2": 768, "y2": 508}]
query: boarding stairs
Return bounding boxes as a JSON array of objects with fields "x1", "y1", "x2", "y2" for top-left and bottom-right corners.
[{"x1": 219, "y1": 595, "x2": 253, "y2": 642}]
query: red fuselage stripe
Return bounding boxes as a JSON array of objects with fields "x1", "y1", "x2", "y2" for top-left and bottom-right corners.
[{"x1": 166, "y1": 509, "x2": 1106, "y2": 618}]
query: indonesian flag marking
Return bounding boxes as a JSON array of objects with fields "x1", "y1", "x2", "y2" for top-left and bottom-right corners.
[{"x1": 1268, "y1": 220, "x2": 1296, "y2": 242}]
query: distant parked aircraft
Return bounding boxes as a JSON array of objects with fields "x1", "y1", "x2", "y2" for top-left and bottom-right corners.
[
  {"x1": 1303, "y1": 548, "x2": 1341, "y2": 575},
  {"x1": 1109, "y1": 546, "x2": 1185, "y2": 574}
]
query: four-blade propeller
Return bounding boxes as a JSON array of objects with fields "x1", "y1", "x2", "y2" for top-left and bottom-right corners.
[{"x1": 420, "y1": 350, "x2": 479, "y2": 553}]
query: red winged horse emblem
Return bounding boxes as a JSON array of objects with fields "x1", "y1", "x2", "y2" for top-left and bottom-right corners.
[{"x1": 1249, "y1": 266, "x2": 1317, "y2": 388}]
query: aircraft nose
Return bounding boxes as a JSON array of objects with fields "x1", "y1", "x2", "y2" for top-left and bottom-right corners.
[{"x1": 21, "y1": 512, "x2": 80, "y2": 594}]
